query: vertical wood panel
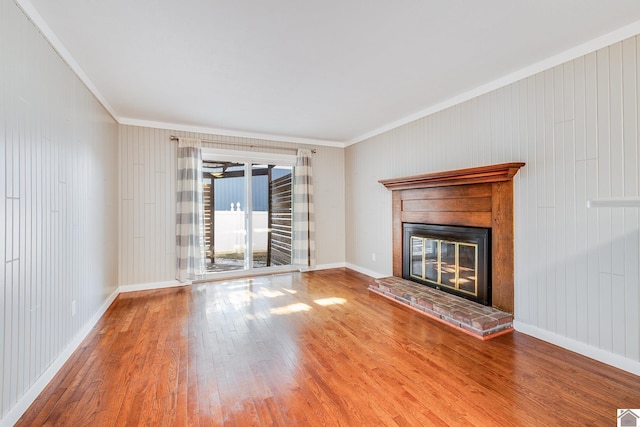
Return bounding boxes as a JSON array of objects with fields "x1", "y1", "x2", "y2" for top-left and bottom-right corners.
[
  {"x1": 564, "y1": 62, "x2": 575, "y2": 121},
  {"x1": 144, "y1": 203, "x2": 155, "y2": 281},
  {"x1": 583, "y1": 50, "x2": 602, "y2": 348},
  {"x1": 554, "y1": 66, "x2": 565, "y2": 123},
  {"x1": 515, "y1": 79, "x2": 530, "y2": 322},
  {"x1": 125, "y1": 126, "x2": 134, "y2": 200},
  {"x1": 574, "y1": 57, "x2": 587, "y2": 161},
  {"x1": 535, "y1": 73, "x2": 546, "y2": 209},
  {"x1": 624, "y1": 207, "x2": 640, "y2": 360},
  {"x1": 599, "y1": 273, "x2": 613, "y2": 352},
  {"x1": 575, "y1": 160, "x2": 589, "y2": 342},
  {"x1": 597, "y1": 48, "x2": 613, "y2": 279},
  {"x1": 585, "y1": 52, "x2": 598, "y2": 160},
  {"x1": 492, "y1": 87, "x2": 502, "y2": 163},
  {"x1": 610, "y1": 44, "x2": 627, "y2": 279},
  {"x1": 544, "y1": 207, "x2": 556, "y2": 331},
  {"x1": 563, "y1": 52, "x2": 578, "y2": 341},
  {"x1": 544, "y1": 69, "x2": 555, "y2": 208},
  {"x1": 500, "y1": 86, "x2": 510, "y2": 163},
  {"x1": 564, "y1": 121, "x2": 578, "y2": 339},
  {"x1": 623, "y1": 38, "x2": 638, "y2": 197},
  {"x1": 619, "y1": 37, "x2": 640, "y2": 359},
  {"x1": 610, "y1": 43, "x2": 624, "y2": 199},
  {"x1": 122, "y1": 198, "x2": 133, "y2": 284},
  {"x1": 554, "y1": 66, "x2": 567, "y2": 336},
  {"x1": 118, "y1": 126, "x2": 125, "y2": 285},
  {"x1": 144, "y1": 127, "x2": 154, "y2": 205},
  {"x1": 612, "y1": 274, "x2": 626, "y2": 356},
  {"x1": 133, "y1": 164, "x2": 144, "y2": 239},
  {"x1": 526, "y1": 76, "x2": 539, "y2": 326},
  {"x1": 0, "y1": 0, "x2": 6, "y2": 410}
]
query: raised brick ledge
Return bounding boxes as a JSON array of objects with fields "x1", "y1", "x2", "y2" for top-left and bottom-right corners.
[{"x1": 368, "y1": 277, "x2": 513, "y2": 340}]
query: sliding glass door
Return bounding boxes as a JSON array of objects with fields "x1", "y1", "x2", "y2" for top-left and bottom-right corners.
[{"x1": 202, "y1": 149, "x2": 295, "y2": 275}]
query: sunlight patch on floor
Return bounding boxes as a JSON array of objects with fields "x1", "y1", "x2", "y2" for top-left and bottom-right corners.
[
  {"x1": 270, "y1": 303, "x2": 312, "y2": 315},
  {"x1": 258, "y1": 288, "x2": 285, "y2": 298},
  {"x1": 314, "y1": 297, "x2": 347, "y2": 306}
]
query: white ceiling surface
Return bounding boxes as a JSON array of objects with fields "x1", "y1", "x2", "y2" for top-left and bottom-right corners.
[{"x1": 22, "y1": 1, "x2": 640, "y2": 145}]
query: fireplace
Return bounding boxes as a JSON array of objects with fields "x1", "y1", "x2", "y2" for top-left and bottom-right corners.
[
  {"x1": 380, "y1": 162, "x2": 524, "y2": 313},
  {"x1": 403, "y1": 223, "x2": 491, "y2": 305}
]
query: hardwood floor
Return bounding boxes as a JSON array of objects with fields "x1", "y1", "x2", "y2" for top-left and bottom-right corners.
[{"x1": 17, "y1": 268, "x2": 640, "y2": 426}]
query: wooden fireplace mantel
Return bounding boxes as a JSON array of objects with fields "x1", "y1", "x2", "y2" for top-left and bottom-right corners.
[
  {"x1": 380, "y1": 162, "x2": 524, "y2": 313},
  {"x1": 379, "y1": 162, "x2": 525, "y2": 191}
]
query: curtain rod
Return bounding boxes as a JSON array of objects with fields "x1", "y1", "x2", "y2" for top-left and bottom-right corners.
[{"x1": 169, "y1": 135, "x2": 316, "y2": 154}]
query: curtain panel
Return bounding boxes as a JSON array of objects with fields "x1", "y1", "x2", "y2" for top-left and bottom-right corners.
[
  {"x1": 176, "y1": 138, "x2": 205, "y2": 282},
  {"x1": 292, "y1": 149, "x2": 316, "y2": 268}
]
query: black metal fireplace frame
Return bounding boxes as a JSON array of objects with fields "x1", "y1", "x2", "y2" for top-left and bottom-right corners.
[{"x1": 402, "y1": 223, "x2": 491, "y2": 306}]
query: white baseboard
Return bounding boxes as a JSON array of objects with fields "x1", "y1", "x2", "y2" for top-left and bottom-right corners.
[
  {"x1": 119, "y1": 279, "x2": 187, "y2": 293},
  {"x1": 311, "y1": 262, "x2": 347, "y2": 271},
  {"x1": 344, "y1": 263, "x2": 387, "y2": 279},
  {"x1": 513, "y1": 320, "x2": 640, "y2": 377},
  {"x1": 1, "y1": 288, "x2": 120, "y2": 427}
]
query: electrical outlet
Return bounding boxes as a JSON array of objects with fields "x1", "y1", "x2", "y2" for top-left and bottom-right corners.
[
  {"x1": 71, "y1": 300, "x2": 76, "y2": 317},
  {"x1": 371, "y1": 253, "x2": 376, "y2": 262}
]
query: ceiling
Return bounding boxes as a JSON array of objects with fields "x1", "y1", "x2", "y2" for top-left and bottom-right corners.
[{"x1": 20, "y1": 0, "x2": 640, "y2": 146}]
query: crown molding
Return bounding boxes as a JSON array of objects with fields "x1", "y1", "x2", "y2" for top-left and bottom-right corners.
[{"x1": 118, "y1": 117, "x2": 345, "y2": 148}]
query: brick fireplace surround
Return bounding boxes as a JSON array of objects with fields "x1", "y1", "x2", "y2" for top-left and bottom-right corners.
[{"x1": 370, "y1": 163, "x2": 525, "y2": 340}]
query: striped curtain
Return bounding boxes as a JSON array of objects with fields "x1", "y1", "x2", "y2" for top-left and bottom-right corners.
[
  {"x1": 176, "y1": 138, "x2": 205, "y2": 282},
  {"x1": 292, "y1": 149, "x2": 316, "y2": 268}
]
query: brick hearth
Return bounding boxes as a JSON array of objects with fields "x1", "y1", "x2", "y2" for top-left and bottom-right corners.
[{"x1": 368, "y1": 277, "x2": 513, "y2": 340}]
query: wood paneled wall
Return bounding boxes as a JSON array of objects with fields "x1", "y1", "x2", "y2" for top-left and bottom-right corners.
[
  {"x1": 0, "y1": 0, "x2": 119, "y2": 421},
  {"x1": 119, "y1": 126, "x2": 176, "y2": 285},
  {"x1": 119, "y1": 126, "x2": 346, "y2": 286},
  {"x1": 346, "y1": 36, "x2": 640, "y2": 373}
]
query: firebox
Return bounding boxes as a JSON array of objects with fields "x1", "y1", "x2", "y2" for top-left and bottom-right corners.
[{"x1": 403, "y1": 223, "x2": 491, "y2": 306}]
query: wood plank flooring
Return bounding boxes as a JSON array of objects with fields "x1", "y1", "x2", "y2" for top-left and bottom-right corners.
[{"x1": 17, "y1": 268, "x2": 640, "y2": 426}]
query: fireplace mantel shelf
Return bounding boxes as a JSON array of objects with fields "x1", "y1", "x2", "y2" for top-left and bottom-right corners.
[{"x1": 379, "y1": 162, "x2": 525, "y2": 191}]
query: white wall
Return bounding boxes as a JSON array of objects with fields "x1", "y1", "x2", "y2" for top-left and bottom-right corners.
[
  {"x1": 0, "y1": 0, "x2": 119, "y2": 423},
  {"x1": 346, "y1": 36, "x2": 640, "y2": 375},
  {"x1": 119, "y1": 125, "x2": 346, "y2": 286}
]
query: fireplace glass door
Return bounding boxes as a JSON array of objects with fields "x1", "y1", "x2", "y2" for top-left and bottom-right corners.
[
  {"x1": 404, "y1": 224, "x2": 490, "y2": 306},
  {"x1": 410, "y1": 237, "x2": 478, "y2": 297}
]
